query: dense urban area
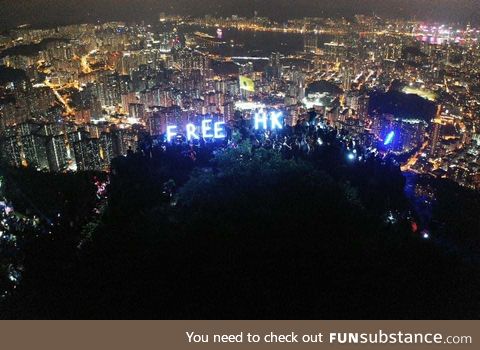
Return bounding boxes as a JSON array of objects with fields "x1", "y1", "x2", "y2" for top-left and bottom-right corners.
[{"x1": 0, "y1": 12, "x2": 479, "y2": 318}]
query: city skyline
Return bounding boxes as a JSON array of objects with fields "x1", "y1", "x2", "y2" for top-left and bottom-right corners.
[
  {"x1": 0, "y1": 4, "x2": 479, "y2": 319},
  {"x1": 1, "y1": 0, "x2": 480, "y2": 29}
]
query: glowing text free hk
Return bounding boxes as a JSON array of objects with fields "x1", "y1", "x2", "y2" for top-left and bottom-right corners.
[{"x1": 166, "y1": 110, "x2": 284, "y2": 141}]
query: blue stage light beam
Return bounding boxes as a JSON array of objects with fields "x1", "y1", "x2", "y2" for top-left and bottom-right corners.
[{"x1": 384, "y1": 131, "x2": 395, "y2": 146}]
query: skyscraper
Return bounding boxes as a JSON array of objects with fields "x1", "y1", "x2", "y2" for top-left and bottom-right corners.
[{"x1": 304, "y1": 34, "x2": 318, "y2": 53}]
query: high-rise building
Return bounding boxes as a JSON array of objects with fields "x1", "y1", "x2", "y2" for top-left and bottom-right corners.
[
  {"x1": 304, "y1": 34, "x2": 318, "y2": 53},
  {"x1": 430, "y1": 121, "x2": 442, "y2": 157}
]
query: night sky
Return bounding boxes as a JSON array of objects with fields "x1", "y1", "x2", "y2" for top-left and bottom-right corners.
[{"x1": 1, "y1": 0, "x2": 479, "y2": 29}]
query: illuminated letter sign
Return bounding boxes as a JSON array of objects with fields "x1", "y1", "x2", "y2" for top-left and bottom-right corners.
[
  {"x1": 214, "y1": 122, "x2": 226, "y2": 139},
  {"x1": 166, "y1": 119, "x2": 226, "y2": 142},
  {"x1": 186, "y1": 123, "x2": 199, "y2": 141},
  {"x1": 254, "y1": 110, "x2": 268, "y2": 130},
  {"x1": 166, "y1": 125, "x2": 177, "y2": 142},
  {"x1": 254, "y1": 110, "x2": 284, "y2": 130},
  {"x1": 202, "y1": 119, "x2": 214, "y2": 138},
  {"x1": 270, "y1": 111, "x2": 283, "y2": 130}
]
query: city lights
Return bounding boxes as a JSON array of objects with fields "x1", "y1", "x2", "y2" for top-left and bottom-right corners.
[{"x1": 0, "y1": 0, "x2": 478, "y2": 323}]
